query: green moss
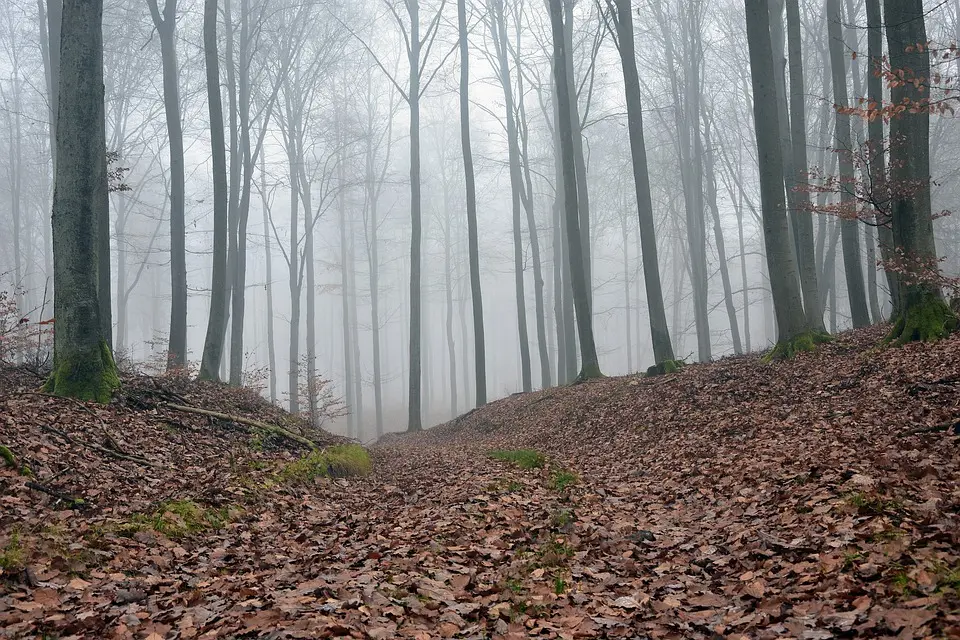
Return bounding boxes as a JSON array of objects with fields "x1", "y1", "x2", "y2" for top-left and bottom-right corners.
[
  {"x1": 887, "y1": 294, "x2": 958, "y2": 344},
  {"x1": 118, "y1": 500, "x2": 238, "y2": 540},
  {"x1": 44, "y1": 339, "x2": 120, "y2": 404},
  {"x1": 763, "y1": 331, "x2": 832, "y2": 362},
  {"x1": 488, "y1": 449, "x2": 545, "y2": 470},
  {"x1": 0, "y1": 532, "x2": 25, "y2": 573},
  {"x1": 549, "y1": 469, "x2": 578, "y2": 492},
  {"x1": 0, "y1": 445, "x2": 15, "y2": 469},
  {"x1": 279, "y1": 444, "x2": 372, "y2": 484},
  {"x1": 646, "y1": 359, "x2": 685, "y2": 377},
  {"x1": 550, "y1": 508, "x2": 575, "y2": 530}
]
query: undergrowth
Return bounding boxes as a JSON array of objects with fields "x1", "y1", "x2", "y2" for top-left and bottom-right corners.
[
  {"x1": 119, "y1": 500, "x2": 238, "y2": 540},
  {"x1": 279, "y1": 444, "x2": 372, "y2": 484},
  {"x1": 487, "y1": 449, "x2": 545, "y2": 470}
]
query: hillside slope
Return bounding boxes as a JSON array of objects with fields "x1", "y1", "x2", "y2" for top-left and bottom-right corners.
[{"x1": 2, "y1": 327, "x2": 959, "y2": 639}]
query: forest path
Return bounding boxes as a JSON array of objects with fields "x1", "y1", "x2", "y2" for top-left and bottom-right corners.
[{"x1": 2, "y1": 326, "x2": 960, "y2": 638}]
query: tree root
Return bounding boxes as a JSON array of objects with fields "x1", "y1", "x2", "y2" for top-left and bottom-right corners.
[
  {"x1": 646, "y1": 360, "x2": 685, "y2": 377},
  {"x1": 163, "y1": 403, "x2": 319, "y2": 451},
  {"x1": 887, "y1": 295, "x2": 958, "y2": 344},
  {"x1": 41, "y1": 424, "x2": 157, "y2": 467},
  {"x1": 763, "y1": 331, "x2": 832, "y2": 362}
]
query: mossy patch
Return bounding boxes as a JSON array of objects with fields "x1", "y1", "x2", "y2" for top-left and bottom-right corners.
[
  {"x1": 487, "y1": 449, "x2": 545, "y2": 470},
  {"x1": 278, "y1": 444, "x2": 372, "y2": 484},
  {"x1": 0, "y1": 445, "x2": 16, "y2": 469},
  {"x1": 887, "y1": 294, "x2": 958, "y2": 344},
  {"x1": 763, "y1": 331, "x2": 832, "y2": 362},
  {"x1": 549, "y1": 469, "x2": 578, "y2": 492},
  {"x1": 44, "y1": 339, "x2": 120, "y2": 404},
  {"x1": 118, "y1": 500, "x2": 238, "y2": 540},
  {"x1": 0, "y1": 532, "x2": 25, "y2": 574},
  {"x1": 646, "y1": 359, "x2": 684, "y2": 377}
]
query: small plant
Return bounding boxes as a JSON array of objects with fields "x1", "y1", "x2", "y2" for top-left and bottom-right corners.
[
  {"x1": 505, "y1": 577, "x2": 526, "y2": 595},
  {"x1": 549, "y1": 469, "x2": 577, "y2": 492},
  {"x1": 868, "y1": 527, "x2": 906, "y2": 543},
  {"x1": 279, "y1": 444, "x2": 372, "y2": 484},
  {"x1": 841, "y1": 550, "x2": 864, "y2": 571},
  {"x1": 846, "y1": 491, "x2": 905, "y2": 518},
  {"x1": 119, "y1": 500, "x2": 237, "y2": 540},
  {"x1": 536, "y1": 538, "x2": 574, "y2": 568},
  {"x1": 553, "y1": 576, "x2": 568, "y2": 595},
  {"x1": 0, "y1": 532, "x2": 25, "y2": 573},
  {"x1": 487, "y1": 449, "x2": 545, "y2": 470},
  {"x1": 550, "y1": 509, "x2": 575, "y2": 530}
]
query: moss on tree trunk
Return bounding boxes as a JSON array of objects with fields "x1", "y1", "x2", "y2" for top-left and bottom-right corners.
[
  {"x1": 44, "y1": 339, "x2": 119, "y2": 404},
  {"x1": 645, "y1": 359, "x2": 685, "y2": 377},
  {"x1": 764, "y1": 330, "x2": 832, "y2": 362},
  {"x1": 887, "y1": 291, "x2": 957, "y2": 344}
]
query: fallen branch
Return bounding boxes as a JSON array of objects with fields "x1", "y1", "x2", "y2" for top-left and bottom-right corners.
[
  {"x1": 163, "y1": 403, "x2": 319, "y2": 451},
  {"x1": 25, "y1": 481, "x2": 86, "y2": 509},
  {"x1": 41, "y1": 424, "x2": 157, "y2": 467},
  {"x1": 903, "y1": 419, "x2": 959, "y2": 436}
]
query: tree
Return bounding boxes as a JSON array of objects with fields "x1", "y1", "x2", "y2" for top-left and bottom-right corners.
[
  {"x1": 457, "y1": 0, "x2": 487, "y2": 406},
  {"x1": 146, "y1": 0, "x2": 188, "y2": 368},
  {"x1": 883, "y1": 0, "x2": 957, "y2": 341},
  {"x1": 601, "y1": 0, "x2": 677, "y2": 369},
  {"x1": 199, "y1": 0, "x2": 229, "y2": 381},
  {"x1": 45, "y1": 0, "x2": 119, "y2": 401},
  {"x1": 785, "y1": 0, "x2": 825, "y2": 331},
  {"x1": 549, "y1": 0, "x2": 600, "y2": 380},
  {"x1": 744, "y1": 0, "x2": 815, "y2": 356},
  {"x1": 827, "y1": 0, "x2": 870, "y2": 328},
  {"x1": 866, "y1": 0, "x2": 899, "y2": 314}
]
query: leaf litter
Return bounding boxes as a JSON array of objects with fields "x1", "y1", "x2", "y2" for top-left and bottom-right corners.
[{"x1": 1, "y1": 325, "x2": 959, "y2": 638}]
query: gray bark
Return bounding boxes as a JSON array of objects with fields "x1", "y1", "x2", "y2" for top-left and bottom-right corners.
[
  {"x1": 458, "y1": 0, "x2": 487, "y2": 407},
  {"x1": 549, "y1": 0, "x2": 601, "y2": 379},
  {"x1": 827, "y1": 0, "x2": 870, "y2": 328},
  {"x1": 146, "y1": 0, "x2": 187, "y2": 368},
  {"x1": 199, "y1": 0, "x2": 230, "y2": 382},
  {"x1": 606, "y1": 0, "x2": 676, "y2": 364},
  {"x1": 744, "y1": 0, "x2": 808, "y2": 342}
]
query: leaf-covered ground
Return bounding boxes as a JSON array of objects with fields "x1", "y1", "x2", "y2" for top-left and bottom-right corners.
[{"x1": 2, "y1": 326, "x2": 959, "y2": 639}]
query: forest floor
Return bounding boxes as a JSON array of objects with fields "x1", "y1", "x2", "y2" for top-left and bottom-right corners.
[{"x1": 1, "y1": 326, "x2": 959, "y2": 639}]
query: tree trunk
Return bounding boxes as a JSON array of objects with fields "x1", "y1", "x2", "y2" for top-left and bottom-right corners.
[
  {"x1": 199, "y1": 0, "x2": 229, "y2": 382},
  {"x1": 489, "y1": 0, "x2": 531, "y2": 392},
  {"x1": 827, "y1": 0, "x2": 870, "y2": 328},
  {"x1": 883, "y1": 0, "x2": 956, "y2": 341},
  {"x1": 457, "y1": 0, "x2": 486, "y2": 407},
  {"x1": 407, "y1": 0, "x2": 423, "y2": 431},
  {"x1": 609, "y1": 0, "x2": 677, "y2": 364},
  {"x1": 549, "y1": 0, "x2": 601, "y2": 380},
  {"x1": 443, "y1": 179, "x2": 457, "y2": 417},
  {"x1": 147, "y1": 0, "x2": 187, "y2": 368},
  {"x1": 866, "y1": 0, "x2": 899, "y2": 315},
  {"x1": 785, "y1": 0, "x2": 825, "y2": 331},
  {"x1": 744, "y1": 0, "x2": 808, "y2": 344},
  {"x1": 46, "y1": 0, "x2": 119, "y2": 402},
  {"x1": 260, "y1": 155, "x2": 277, "y2": 402}
]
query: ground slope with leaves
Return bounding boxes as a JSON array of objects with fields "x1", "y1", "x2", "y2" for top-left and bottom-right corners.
[{"x1": 2, "y1": 326, "x2": 959, "y2": 639}]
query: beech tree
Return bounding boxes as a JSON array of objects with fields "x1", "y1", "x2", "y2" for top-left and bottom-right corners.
[
  {"x1": 883, "y1": 0, "x2": 957, "y2": 341},
  {"x1": 45, "y1": 0, "x2": 119, "y2": 401}
]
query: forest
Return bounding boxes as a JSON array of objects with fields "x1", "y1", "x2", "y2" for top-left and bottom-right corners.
[{"x1": 0, "y1": 0, "x2": 959, "y2": 637}]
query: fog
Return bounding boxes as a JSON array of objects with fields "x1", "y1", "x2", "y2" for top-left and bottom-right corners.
[{"x1": 2, "y1": 0, "x2": 959, "y2": 439}]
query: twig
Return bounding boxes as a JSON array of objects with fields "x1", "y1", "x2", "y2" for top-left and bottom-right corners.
[
  {"x1": 21, "y1": 392, "x2": 99, "y2": 418},
  {"x1": 162, "y1": 403, "x2": 319, "y2": 451},
  {"x1": 25, "y1": 481, "x2": 86, "y2": 509},
  {"x1": 41, "y1": 424, "x2": 157, "y2": 467},
  {"x1": 903, "y1": 420, "x2": 959, "y2": 436}
]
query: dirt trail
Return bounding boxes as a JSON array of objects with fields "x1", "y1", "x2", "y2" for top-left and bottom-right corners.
[{"x1": 2, "y1": 326, "x2": 960, "y2": 638}]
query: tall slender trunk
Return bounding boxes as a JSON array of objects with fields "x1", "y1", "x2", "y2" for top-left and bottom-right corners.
[
  {"x1": 549, "y1": 0, "x2": 601, "y2": 380},
  {"x1": 406, "y1": 0, "x2": 423, "y2": 431},
  {"x1": 827, "y1": 0, "x2": 870, "y2": 327},
  {"x1": 457, "y1": 0, "x2": 486, "y2": 406},
  {"x1": 703, "y1": 112, "x2": 742, "y2": 353},
  {"x1": 199, "y1": 0, "x2": 230, "y2": 381},
  {"x1": 443, "y1": 180, "x2": 457, "y2": 417},
  {"x1": 147, "y1": 0, "x2": 186, "y2": 367},
  {"x1": 489, "y1": 0, "x2": 531, "y2": 392},
  {"x1": 866, "y1": 0, "x2": 899, "y2": 315},
  {"x1": 260, "y1": 156, "x2": 277, "y2": 402},
  {"x1": 744, "y1": 0, "x2": 808, "y2": 343},
  {"x1": 610, "y1": 0, "x2": 676, "y2": 364},
  {"x1": 786, "y1": 0, "x2": 825, "y2": 330}
]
